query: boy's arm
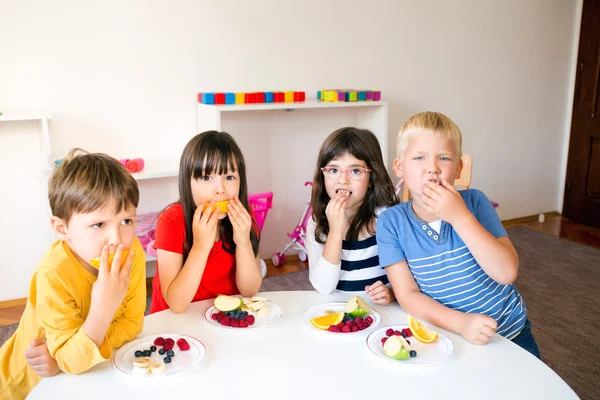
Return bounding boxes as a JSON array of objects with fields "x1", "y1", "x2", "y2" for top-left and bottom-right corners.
[
  {"x1": 306, "y1": 217, "x2": 342, "y2": 294},
  {"x1": 36, "y1": 269, "x2": 112, "y2": 375},
  {"x1": 386, "y1": 261, "x2": 497, "y2": 344},
  {"x1": 105, "y1": 241, "x2": 146, "y2": 349},
  {"x1": 423, "y1": 182, "x2": 518, "y2": 284}
]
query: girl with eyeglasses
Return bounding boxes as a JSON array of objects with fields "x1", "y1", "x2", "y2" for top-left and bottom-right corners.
[{"x1": 307, "y1": 127, "x2": 399, "y2": 304}]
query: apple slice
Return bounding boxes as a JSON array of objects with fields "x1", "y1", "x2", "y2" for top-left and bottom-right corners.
[
  {"x1": 345, "y1": 296, "x2": 371, "y2": 318},
  {"x1": 214, "y1": 294, "x2": 243, "y2": 312},
  {"x1": 383, "y1": 336, "x2": 410, "y2": 360}
]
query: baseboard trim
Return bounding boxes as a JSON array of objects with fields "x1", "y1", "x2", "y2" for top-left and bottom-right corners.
[
  {"x1": 502, "y1": 211, "x2": 560, "y2": 226},
  {"x1": 0, "y1": 298, "x2": 26, "y2": 309}
]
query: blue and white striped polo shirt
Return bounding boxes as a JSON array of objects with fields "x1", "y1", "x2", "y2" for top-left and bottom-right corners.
[{"x1": 377, "y1": 189, "x2": 527, "y2": 339}]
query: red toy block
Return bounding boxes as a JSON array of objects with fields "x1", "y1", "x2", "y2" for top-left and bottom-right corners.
[
  {"x1": 273, "y1": 92, "x2": 284, "y2": 102},
  {"x1": 256, "y1": 92, "x2": 266, "y2": 103},
  {"x1": 197, "y1": 93, "x2": 203, "y2": 103},
  {"x1": 245, "y1": 92, "x2": 257, "y2": 103},
  {"x1": 215, "y1": 93, "x2": 226, "y2": 104},
  {"x1": 293, "y1": 91, "x2": 305, "y2": 102}
]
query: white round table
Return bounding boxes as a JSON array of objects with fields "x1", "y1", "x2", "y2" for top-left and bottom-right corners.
[{"x1": 29, "y1": 291, "x2": 577, "y2": 399}]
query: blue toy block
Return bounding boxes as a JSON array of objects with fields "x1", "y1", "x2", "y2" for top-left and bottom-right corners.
[
  {"x1": 357, "y1": 91, "x2": 367, "y2": 101},
  {"x1": 317, "y1": 90, "x2": 322, "y2": 100},
  {"x1": 225, "y1": 93, "x2": 236, "y2": 104},
  {"x1": 265, "y1": 92, "x2": 274, "y2": 103},
  {"x1": 201, "y1": 93, "x2": 215, "y2": 104}
]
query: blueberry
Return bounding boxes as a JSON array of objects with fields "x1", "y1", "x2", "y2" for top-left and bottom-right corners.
[
  {"x1": 142, "y1": 350, "x2": 151, "y2": 357},
  {"x1": 401, "y1": 332, "x2": 407, "y2": 338},
  {"x1": 241, "y1": 311, "x2": 248, "y2": 318},
  {"x1": 164, "y1": 356, "x2": 171, "y2": 363},
  {"x1": 410, "y1": 350, "x2": 417, "y2": 358},
  {"x1": 406, "y1": 340, "x2": 411, "y2": 345},
  {"x1": 167, "y1": 350, "x2": 175, "y2": 357},
  {"x1": 150, "y1": 345, "x2": 157, "y2": 352},
  {"x1": 158, "y1": 348, "x2": 165, "y2": 355},
  {"x1": 134, "y1": 350, "x2": 143, "y2": 357}
]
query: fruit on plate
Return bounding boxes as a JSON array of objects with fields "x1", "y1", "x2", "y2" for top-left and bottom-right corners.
[
  {"x1": 383, "y1": 336, "x2": 410, "y2": 360},
  {"x1": 345, "y1": 296, "x2": 371, "y2": 318},
  {"x1": 407, "y1": 314, "x2": 438, "y2": 343},
  {"x1": 90, "y1": 250, "x2": 130, "y2": 269},
  {"x1": 241, "y1": 297, "x2": 271, "y2": 318},
  {"x1": 311, "y1": 312, "x2": 345, "y2": 330},
  {"x1": 132, "y1": 357, "x2": 166, "y2": 376},
  {"x1": 214, "y1": 295, "x2": 243, "y2": 312},
  {"x1": 202, "y1": 200, "x2": 229, "y2": 214}
]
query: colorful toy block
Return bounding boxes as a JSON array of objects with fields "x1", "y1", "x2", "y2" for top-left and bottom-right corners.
[
  {"x1": 256, "y1": 92, "x2": 266, "y2": 103},
  {"x1": 245, "y1": 92, "x2": 257, "y2": 103},
  {"x1": 201, "y1": 93, "x2": 215, "y2": 104},
  {"x1": 265, "y1": 92, "x2": 274, "y2": 102},
  {"x1": 357, "y1": 91, "x2": 367, "y2": 101},
  {"x1": 273, "y1": 92, "x2": 284, "y2": 102},
  {"x1": 225, "y1": 93, "x2": 236, "y2": 104},
  {"x1": 294, "y1": 91, "x2": 306, "y2": 102},
  {"x1": 318, "y1": 89, "x2": 382, "y2": 102},
  {"x1": 235, "y1": 93, "x2": 245, "y2": 104},
  {"x1": 365, "y1": 90, "x2": 373, "y2": 101},
  {"x1": 284, "y1": 91, "x2": 294, "y2": 103},
  {"x1": 215, "y1": 93, "x2": 226, "y2": 105}
]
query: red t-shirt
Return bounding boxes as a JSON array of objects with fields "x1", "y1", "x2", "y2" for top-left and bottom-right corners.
[{"x1": 149, "y1": 203, "x2": 239, "y2": 314}]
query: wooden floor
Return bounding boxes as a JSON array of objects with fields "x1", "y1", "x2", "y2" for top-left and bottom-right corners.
[{"x1": 1, "y1": 214, "x2": 599, "y2": 327}]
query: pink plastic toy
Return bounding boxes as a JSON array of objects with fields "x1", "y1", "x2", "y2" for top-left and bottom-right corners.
[
  {"x1": 272, "y1": 182, "x2": 312, "y2": 267},
  {"x1": 248, "y1": 191, "x2": 273, "y2": 232},
  {"x1": 125, "y1": 158, "x2": 145, "y2": 173}
]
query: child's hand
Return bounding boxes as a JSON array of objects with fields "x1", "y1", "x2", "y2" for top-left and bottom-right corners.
[
  {"x1": 365, "y1": 280, "x2": 395, "y2": 305},
  {"x1": 325, "y1": 191, "x2": 350, "y2": 237},
  {"x1": 25, "y1": 338, "x2": 60, "y2": 377},
  {"x1": 90, "y1": 244, "x2": 134, "y2": 318},
  {"x1": 228, "y1": 196, "x2": 253, "y2": 247},
  {"x1": 421, "y1": 178, "x2": 470, "y2": 225},
  {"x1": 459, "y1": 313, "x2": 498, "y2": 345},
  {"x1": 192, "y1": 202, "x2": 219, "y2": 251}
]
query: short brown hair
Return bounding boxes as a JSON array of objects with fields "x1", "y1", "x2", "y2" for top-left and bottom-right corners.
[{"x1": 49, "y1": 149, "x2": 139, "y2": 223}]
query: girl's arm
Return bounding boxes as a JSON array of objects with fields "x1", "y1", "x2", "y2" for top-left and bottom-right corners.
[
  {"x1": 386, "y1": 260, "x2": 497, "y2": 344},
  {"x1": 229, "y1": 197, "x2": 262, "y2": 296},
  {"x1": 307, "y1": 217, "x2": 342, "y2": 294}
]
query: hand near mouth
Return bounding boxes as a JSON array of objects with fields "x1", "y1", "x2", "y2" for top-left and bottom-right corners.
[
  {"x1": 326, "y1": 191, "x2": 351, "y2": 236},
  {"x1": 421, "y1": 178, "x2": 470, "y2": 224}
]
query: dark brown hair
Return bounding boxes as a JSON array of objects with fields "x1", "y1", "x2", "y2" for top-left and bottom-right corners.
[
  {"x1": 311, "y1": 127, "x2": 397, "y2": 243},
  {"x1": 49, "y1": 149, "x2": 139, "y2": 223},
  {"x1": 177, "y1": 131, "x2": 259, "y2": 259}
]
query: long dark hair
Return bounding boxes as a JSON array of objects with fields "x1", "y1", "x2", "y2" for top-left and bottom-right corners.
[
  {"x1": 311, "y1": 127, "x2": 398, "y2": 243},
  {"x1": 178, "y1": 131, "x2": 259, "y2": 260}
]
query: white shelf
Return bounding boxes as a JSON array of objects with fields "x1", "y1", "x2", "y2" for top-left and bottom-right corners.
[
  {"x1": 0, "y1": 110, "x2": 53, "y2": 122},
  {"x1": 130, "y1": 158, "x2": 179, "y2": 181},
  {"x1": 198, "y1": 99, "x2": 387, "y2": 112}
]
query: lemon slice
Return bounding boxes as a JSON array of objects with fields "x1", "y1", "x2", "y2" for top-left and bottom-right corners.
[
  {"x1": 310, "y1": 312, "x2": 345, "y2": 330},
  {"x1": 407, "y1": 314, "x2": 439, "y2": 343}
]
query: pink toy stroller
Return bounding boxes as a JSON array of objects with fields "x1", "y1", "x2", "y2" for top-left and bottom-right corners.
[
  {"x1": 272, "y1": 182, "x2": 312, "y2": 267},
  {"x1": 248, "y1": 191, "x2": 274, "y2": 277}
]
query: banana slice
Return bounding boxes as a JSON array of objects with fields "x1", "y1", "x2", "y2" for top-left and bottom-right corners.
[
  {"x1": 398, "y1": 336, "x2": 412, "y2": 351},
  {"x1": 257, "y1": 307, "x2": 270, "y2": 318},
  {"x1": 132, "y1": 357, "x2": 153, "y2": 368},
  {"x1": 149, "y1": 362, "x2": 166, "y2": 376},
  {"x1": 249, "y1": 301, "x2": 266, "y2": 311},
  {"x1": 251, "y1": 296, "x2": 268, "y2": 302},
  {"x1": 241, "y1": 305, "x2": 252, "y2": 312}
]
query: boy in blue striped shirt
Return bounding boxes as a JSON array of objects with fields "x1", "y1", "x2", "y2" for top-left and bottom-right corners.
[{"x1": 377, "y1": 112, "x2": 540, "y2": 358}]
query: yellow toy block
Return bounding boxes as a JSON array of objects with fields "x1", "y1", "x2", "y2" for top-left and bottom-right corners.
[
  {"x1": 235, "y1": 93, "x2": 245, "y2": 104},
  {"x1": 284, "y1": 91, "x2": 294, "y2": 103}
]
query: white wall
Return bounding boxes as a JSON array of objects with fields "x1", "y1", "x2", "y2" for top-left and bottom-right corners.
[{"x1": 0, "y1": 0, "x2": 581, "y2": 300}]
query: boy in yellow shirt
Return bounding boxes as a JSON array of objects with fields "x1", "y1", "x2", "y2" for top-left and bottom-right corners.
[{"x1": 0, "y1": 150, "x2": 146, "y2": 399}]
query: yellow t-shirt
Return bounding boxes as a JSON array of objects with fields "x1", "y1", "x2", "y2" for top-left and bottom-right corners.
[{"x1": 0, "y1": 239, "x2": 146, "y2": 400}]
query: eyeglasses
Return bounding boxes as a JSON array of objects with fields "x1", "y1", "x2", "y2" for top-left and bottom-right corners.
[{"x1": 321, "y1": 167, "x2": 371, "y2": 181}]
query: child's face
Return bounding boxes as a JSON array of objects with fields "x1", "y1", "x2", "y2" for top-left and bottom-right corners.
[
  {"x1": 52, "y1": 200, "x2": 137, "y2": 269},
  {"x1": 395, "y1": 132, "x2": 462, "y2": 199},
  {"x1": 190, "y1": 165, "x2": 240, "y2": 220},
  {"x1": 322, "y1": 152, "x2": 371, "y2": 212}
]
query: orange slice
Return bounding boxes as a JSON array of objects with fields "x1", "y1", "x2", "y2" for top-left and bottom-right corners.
[
  {"x1": 90, "y1": 250, "x2": 130, "y2": 269},
  {"x1": 202, "y1": 200, "x2": 229, "y2": 214},
  {"x1": 407, "y1": 314, "x2": 438, "y2": 343},
  {"x1": 310, "y1": 312, "x2": 345, "y2": 330}
]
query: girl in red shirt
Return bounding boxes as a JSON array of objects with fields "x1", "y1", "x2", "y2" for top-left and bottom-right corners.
[{"x1": 150, "y1": 131, "x2": 262, "y2": 313}]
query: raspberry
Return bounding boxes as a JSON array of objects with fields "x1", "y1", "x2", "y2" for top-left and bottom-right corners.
[
  {"x1": 402, "y1": 328, "x2": 413, "y2": 337},
  {"x1": 165, "y1": 338, "x2": 175, "y2": 346},
  {"x1": 365, "y1": 316, "x2": 374, "y2": 324},
  {"x1": 337, "y1": 323, "x2": 344, "y2": 329},
  {"x1": 355, "y1": 317, "x2": 363, "y2": 324},
  {"x1": 356, "y1": 323, "x2": 365, "y2": 331},
  {"x1": 328, "y1": 326, "x2": 341, "y2": 332},
  {"x1": 351, "y1": 326, "x2": 359, "y2": 332},
  {"x1": 153, "y1": 337, "x2": 166, "y2": 346},
  {"x1": 364, "y1": 320, "x2": 372, "y2": 327},
  {"x1": 239, "y1": 320, "x2": 249, "y2": 328},
  {"x1": 211, "y1": 313, "x2": 218, "y2": 320},
  {"x1": 394, "y1": 330, "x2": 402, "y2": 336},
  {"x1": 231, "y1": 319, "x2": 240, "y2": 328},
  {"x1": 245, "y1": 315, "x2": 255, "y2": 325},
  {"x1": 220, "y1": 318, "x2": 230, "y2": 327},
  {"x1": 386, "y1": 328, "x2": 394, "y2": 337},
  {"x1": 217, "y1": 311, "x2": 226, "y2": 319},
  {"x1": 177, "y1": 339, "x2": 190, "y2": 351},
  {"x1": 381, "y1": 337, "x2": 388, "y2": 344},
  {"x1": 163, "y1": 343, "x2": 173, "y2": 351},
  {"x1": 345, "y1": 320, "x2": 353, "y2": 327},
  {"x1": 341, "y1": 326, "x2": 351, "y2": 333}
]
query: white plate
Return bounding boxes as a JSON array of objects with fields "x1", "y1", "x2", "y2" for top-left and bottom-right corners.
[
  {"x1": 301, "y1": 301, "x2": 381, "y2": 335},
  {"x1": 366, "y1": 324, "x2": 454, "y2": 365},
  {"x1": 112, "y1": 333, "x2": 206, "y2": 376},
  {"x1": 203, "y1": 299, "x2": 283, "y2": 329}
]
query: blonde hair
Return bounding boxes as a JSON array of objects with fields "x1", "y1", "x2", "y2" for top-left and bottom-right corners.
[
  {"x1": 49, "y1": 149, "x2": 139, "y2": 223},
  {"x1": 396, "y1": 112, "x2": 462, "y2": 160}
]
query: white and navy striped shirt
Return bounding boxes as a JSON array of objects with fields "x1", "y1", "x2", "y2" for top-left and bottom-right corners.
[
  {"x1": 377, "y1": 189, "x2": 527, "y2": 339},
  {"x1": 307, "y1": 208, "x2": 389, "y2": 294}
]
